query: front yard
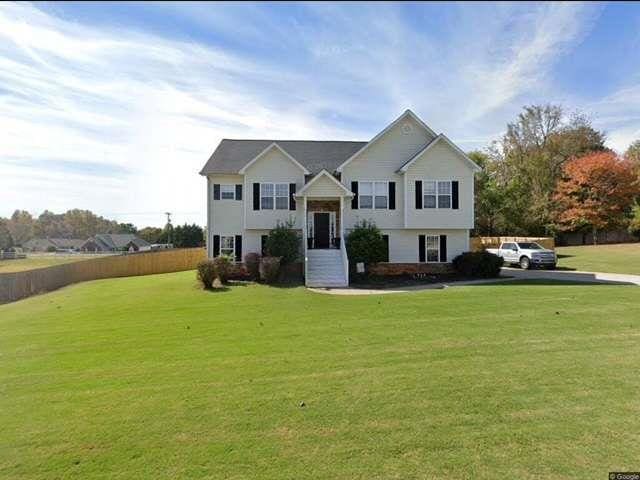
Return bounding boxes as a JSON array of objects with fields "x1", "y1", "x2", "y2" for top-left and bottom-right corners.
[
  {"x1": 1, "y1": 271, "x2": 639, "y2": 479},
  {"x1": 556, "y1": 242, "x2": 640, "y2": 274}
]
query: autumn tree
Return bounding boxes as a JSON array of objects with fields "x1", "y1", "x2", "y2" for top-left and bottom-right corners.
[
  {"x1": 553, "y1": 152, "x2": 640, "y2": 244},
  {"x1": 625, "y1": 139, "x2": 640, "y2": 177},
  {"x1": 0, "y1": 219, "x2": 13, "y2": 250},
  {"x1": 7, "y1": 210, "x2": 34, "y2": 246}
]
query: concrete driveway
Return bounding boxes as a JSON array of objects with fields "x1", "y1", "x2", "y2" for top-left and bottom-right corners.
[{"x1": 502, "y1": 267, "x2": 640, "y2": 285}]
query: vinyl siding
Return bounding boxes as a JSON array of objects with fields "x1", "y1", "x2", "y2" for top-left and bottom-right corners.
[
  {"x1": 208, "y1": 174, "x2": 244, "y2": 257},
  {"x1": 370, "y1": 228, "x2": 469, "y2": 263},
  {"x1": 302, "y1": 174, "x2": 345, "y2": 198},
  {"x1": 405, "y1": 140, "x2": 474, "y2": 229},
  {"x1": 243, "y1": 148, "x2": 305, "y2": 229},
  {"x1": 342, "y1": 115, "x2": 434, "y2": 229}
]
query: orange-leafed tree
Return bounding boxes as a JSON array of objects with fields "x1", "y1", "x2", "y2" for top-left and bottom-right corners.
[{"x1": 553, "y1": 151, "x2": 640, "y2": 244}]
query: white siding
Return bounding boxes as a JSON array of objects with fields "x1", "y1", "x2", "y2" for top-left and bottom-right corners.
[
  {"x1": 208, "y1": 174, "x2": 244, "y2": 256},
  {"x1": 374, "y1": 228, "x2": 469, "y2": 263},
  {"x1": 302, "y1": 174, "x2": 345, "y2": 197},
  {"x1": 244, "y1": 148, "x2": 305, "y2": 229},
  {"x1": 405, "y1": 140, "x2": 474, "y2": 229},
  {"x1": 342, "y1": 115, "x2": 434, "y2": 229}
]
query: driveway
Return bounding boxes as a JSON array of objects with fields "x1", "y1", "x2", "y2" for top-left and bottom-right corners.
[{"x1": 502, "y1": 267, "x2": 640, "y2": 285}]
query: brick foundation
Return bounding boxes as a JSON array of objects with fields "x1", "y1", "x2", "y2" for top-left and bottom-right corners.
[{"x1": 368, "y1": 262, "x2": 454, "y2": 276}]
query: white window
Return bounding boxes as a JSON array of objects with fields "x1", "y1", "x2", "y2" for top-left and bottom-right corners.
[
  {"x1": 359, "y1": 181, "x2": 387, "y2": 209},
  {"x1": 426, "y1": 235, "x2": 439, "y2": 262},
  {"x1": 260, "y1": 183, "x2": 289, "y2": 210},
  {"x1": 275, "y1": 183, "x2": 289, "y2": 210},
  {"x1": 220, "y1": 185, "x2": 235, "y2": 200},
  {"x1": 220, "y1": 236, "x2": 234, "y2": 257},
  {"x1": 424, "y1": 180, "x2": 452, "y2": 209}
]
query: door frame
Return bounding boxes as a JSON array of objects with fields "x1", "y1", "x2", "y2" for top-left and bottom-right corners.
[{"x1": 307, "y1": 211, "x2": 336, "y2": 248}]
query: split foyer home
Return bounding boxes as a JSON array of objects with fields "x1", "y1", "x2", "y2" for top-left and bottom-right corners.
[{"x1": 200, "y1": 110, "x2": 481, "y2": 287}]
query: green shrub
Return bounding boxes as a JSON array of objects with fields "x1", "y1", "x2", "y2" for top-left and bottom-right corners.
[
  {"x1": 196, "y1": 260, "x2": 216, "y2": 289},
  {"x1": 244, "y1": 252, "x2": 261, "y2": 280},
  {"x1": 212, "y1": 255, "x2": 233, "y2": 283},
  {"x1": 346, "y1": 220, "x2": 386, "y2": 270},
  {"x1": 46, "y1": 245, "x2": 57, "y2": 253},
  {"x1": 453, "y1": 251, "x2": 503, "y2": 278},
  {"x1": 629, "y1": 202, "x2": 640, "y2": 239},
  {"x1": 265, "y1": 221, "x2": 300, "y2": 265},
  {"x1": 259, "y1": 256, "x2": 281, "y2": 284}
]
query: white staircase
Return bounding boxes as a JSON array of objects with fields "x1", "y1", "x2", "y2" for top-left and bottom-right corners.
[{"x1": 306, "y1": 249, "x2": 348, "y2": 287}]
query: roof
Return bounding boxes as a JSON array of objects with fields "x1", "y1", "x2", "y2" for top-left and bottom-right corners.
[
  {"x1": 84, "y1": 234, "x2": 150, "y2": 250},
  {"x1": 22, "y1": 238, "x2": 85, "y2": 250},
  {"x1": 397, "y1": 134, "x2": 482, "y2": 173},
  {"x1": 200, "y1": 140, "x2": 367, "y2": 176},
  {"x1": 295, "y1": 169, "x2": 354, "y2": 197}
]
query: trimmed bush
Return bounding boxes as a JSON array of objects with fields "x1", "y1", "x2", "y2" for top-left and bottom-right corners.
[
  {"x1": 346, "y1": 220, "x2": 386, "y2": 270},
  {"x1": 265, "y1": 221, "x2": 300, "y2": 265},
  {"x1": 453, "y1": 251, "x2": 503, "y2": 278},
  {"x1": 244, "y1": 252, "x2": 261, "y2": 280},
  {"x1": 212, "y1": 255, "x2": 233, "y2": 283},
  {"x1": 260, "y1": 256, "x2": 281, "y2": 284},
  {"x1": 196, "y1": 260, "x2": 216, "y2": 289}
]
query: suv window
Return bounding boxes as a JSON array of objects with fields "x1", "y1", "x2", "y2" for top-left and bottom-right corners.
[{"x1": 502, "y1": 243, "x2": 515, "y2": 250}]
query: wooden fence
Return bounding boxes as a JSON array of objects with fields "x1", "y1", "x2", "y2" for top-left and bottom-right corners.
[
  {"x1": 0, "y1": 248, "x2": 206, "y2": 304},
  {"x1": 470, "y1": 236, "x2": 555, "y2": 251}
]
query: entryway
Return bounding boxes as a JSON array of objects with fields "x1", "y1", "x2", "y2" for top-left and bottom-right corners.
[{"x1": 313, "y1": 213, "x2": 330, "y2": 249}]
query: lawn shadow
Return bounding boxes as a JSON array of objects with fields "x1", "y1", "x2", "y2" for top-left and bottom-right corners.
[{"x1": 479, "y1": 278, "x2": 634, "y2": 287}]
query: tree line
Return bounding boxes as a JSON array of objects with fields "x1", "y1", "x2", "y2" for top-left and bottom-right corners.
[
  {"x1": 471, "y1": 104, "x2": 640, "y2": 242},
  {"x1": 0, "y1": 209, "x2": 204, "y2": 250}
]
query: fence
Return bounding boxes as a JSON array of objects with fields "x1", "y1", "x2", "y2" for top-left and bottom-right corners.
[
  {"x1": 0, "y1": 248, "x2": 206, "y2": 304},
  {"x1": 470, "y1": 236, "x2": 555, "y2": 251}
]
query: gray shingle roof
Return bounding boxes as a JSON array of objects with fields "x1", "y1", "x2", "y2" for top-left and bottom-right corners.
[{"x1": 199, "y1": 139, "x2": 367, "y2": 176}]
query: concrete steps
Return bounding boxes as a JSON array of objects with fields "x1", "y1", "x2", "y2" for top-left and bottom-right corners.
[{"x1": 306, "y1": 249, "x2": 348, "y2": 287}]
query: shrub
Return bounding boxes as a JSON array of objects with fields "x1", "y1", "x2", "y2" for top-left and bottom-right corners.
[
  {"x1": 196, "y1": 260, "x2": 216, "y2": 289},
  {"x1": 346, "y1": 220, "x2": 386, "y2": 270},
  {"x1": 453, "y1": 251, "x2": 503, "y2": 278},
  {"x1": 212, "y1": 255, "x2": 233, "y2": 283},
  {"x1": 265, "y1": 220, "x2": 300, "y2": 265},
  {"x1": 46, "y1": 245, "x2": 57, "y2": 253},
  {"x1": 629, "y1": 202, "x2": 640, "y2": 239},
  {"x1": 260, "y1": 256, "x2": 281, "y2": 284},
  {"x1": 244, "y1": 252, "x2": 261, "y2": 280}
]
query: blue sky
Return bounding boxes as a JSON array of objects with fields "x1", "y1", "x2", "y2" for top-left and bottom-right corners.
[{"x1": 2, "y1": 1, "x2": 640, "y2": 227}]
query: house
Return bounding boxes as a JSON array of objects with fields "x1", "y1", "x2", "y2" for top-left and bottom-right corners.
[
  {"x1": 200, "y1": 110, "x2": 481, "y2": 287},
  {"x1": 22, "y1": 237, "x2": 85, "y2": 252},
  {"x1": 80, "y1": 234, "x2": 150, "y2": 252}
]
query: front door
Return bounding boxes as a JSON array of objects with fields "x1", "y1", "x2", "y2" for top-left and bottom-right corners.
[{"x1": 313, "y1": 213, "x2": 330, "y2": 248}]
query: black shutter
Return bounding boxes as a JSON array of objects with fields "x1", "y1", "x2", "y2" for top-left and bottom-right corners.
[
  {"x1": 383, "y1": 235, "x2": 389, "y2": 262},
  {"x1": 213, "y1": 235, "x2": 220, "y2": 257},
  {"x1": 418, "y1": 235, "x2": 426, "y2": 262},
  {"x1": 351, "y1": 181, "x2": 358, "y2": 209},
  {"x1": 388, "y1": 182, "x2": 396, "y2": 210},
  {"x1": 213, "y1": 184, "x2": 220, "y2": 200},
  {"x1": 439, "y1": 235, "x2": 447, "y2": 262},
  {"x1": 289, "y1": 183, "x2": 296, "y2": 210},
  {"x1": 452, "y1": 181, "x2": 459, "y2": 210},
  {"x1": 235, "y1": 184, "x2": 243, "y2": 201},
  {"x1": 235, "y1": 235, "x2": 242, "y2": 262},
  {"x1": 261, "y1": 235, "x2": 268, "y2": 256},
  {"x1": 415, "y1": 181, "x2": 422, "y2": 209},
  {"x1": 253, "y1": 183, "x2": 260, "y2": 210}
]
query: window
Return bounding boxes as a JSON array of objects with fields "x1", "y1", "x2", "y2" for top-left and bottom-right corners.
[
  {"x1": 424, "y1": 180, "x2": 452, "y2": 209},
  {"x1": 260, "y1": 183, "x2": 288, "y2": 210},
  {"x1": 220, "y1": 185, "x2": 235, "y2": 200},
  {"x1": 426, "y1": 235, "x2": 439, "y2": 262},
  {"x1": 359, "y1": 181, "x2": 387, "y2": 209},
  {"x1": 220, "y1": 236, "x2": 234, "y2": 257}
]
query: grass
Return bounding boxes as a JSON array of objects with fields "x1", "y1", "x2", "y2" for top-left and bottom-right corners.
[
  {"x1": 1, "y1": 272, "x2": 640, "y2": 479},
  {"x1": 556, "y1": 243, "x2": 640, "y2": 274},
  {"x1": 0, "y1": 254, "x2": 103, "y2": 273}
]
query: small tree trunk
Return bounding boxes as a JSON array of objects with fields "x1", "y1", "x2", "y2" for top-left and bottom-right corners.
[{"x1": 592, "y1": 227, "x2": 598, "y2": 246}]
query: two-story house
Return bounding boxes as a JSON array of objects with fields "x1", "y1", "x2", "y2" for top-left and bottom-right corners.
[{"x1": 199, "y1": 110, "x2": 481, "y2": 287}]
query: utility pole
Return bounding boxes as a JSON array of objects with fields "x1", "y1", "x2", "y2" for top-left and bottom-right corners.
[{"x1": 164, "y1": 212, "x2": 172, "y2": 244}]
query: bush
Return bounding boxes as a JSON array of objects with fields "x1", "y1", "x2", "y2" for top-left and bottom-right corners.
[
  {"x1": 244, "y1": 252, "x2": 261, "y2": 280},
  {"x1": 629, "y1": 202, "x2": 640, "y2": 239},
  {"x1": 260, "y1": 256, "x2": 281, "y2": 284},
  {"x1": 453, "y1": 251, "x2": 503, "y2": 278},
  {"x1": 346, "y1": 220, "x2": 386, "y2": 270},
  {"x1": 265, "y1": 221, "x2": 300, "y2": 265},
  {"x1": 196, "y1": 260, "x2": 216, "y2": 289},
  {"x1": 212, "y1": 255, "x2": 233, "y2": 283},
  {"x1": 46, "y1": 245, "x2": 57, "y2": 252}
]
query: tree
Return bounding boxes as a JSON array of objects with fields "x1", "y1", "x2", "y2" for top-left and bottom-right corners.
[
  {"x1": 172, "y1": 224, "x2": 204, "y2": 248},
  {"x1": 629, "y1": 202, "x2": 640, "y2": 239},
  {"x1": 553, "y1": 152, "x2": 640, "y2": 244},
  {"x1": 625, "y1": 139, "x2": 640, "y2": 177},
  {"x1": 0, "y1": 219, "x2": 13, "y2": 250},
  {"x1": 118, "y1": 223, "x2": 138, "y2": 234},
  {"x1": 138, "y1": 227, "x2": 163, "y2": 244},
  {"x1": 7, "y1": 210, "x2": 34, "y2": 246}
]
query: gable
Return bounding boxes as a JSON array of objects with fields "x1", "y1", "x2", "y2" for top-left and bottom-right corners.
[
  {"x1": 296, "y1": 170, "x2": 353, "y2": 197},
  {"x1": 400, "y1": 135, "x2": 481, "y2": 175},
  {"x1": 337, "y1": 111, "x2": 437, "y2": 173},
  {"x1": 239, "y1": 143, "x2": 309, "y2": 175}
]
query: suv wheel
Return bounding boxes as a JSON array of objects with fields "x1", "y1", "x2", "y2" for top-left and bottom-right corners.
[{"x1": 519, "y1": 256, "x2": 530, "y2": 270}]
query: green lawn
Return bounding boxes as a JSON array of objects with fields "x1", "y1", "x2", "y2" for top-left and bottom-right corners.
[
  {"x1": 1, "y1": 272, "x2": 639, "y2": 479},
  {"x1": 556, "y1": 243, "x2": 640, "y2": 274},
  {"x1": 0, "y1": 255, "x2": 102, "y2": 273}
]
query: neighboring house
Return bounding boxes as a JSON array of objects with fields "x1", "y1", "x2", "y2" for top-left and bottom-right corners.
[
  {"x1": 200, "y1": 110, "x2": 481, "y2": 287},
  {"x1": 22, "y1": 238, "x2": 85, "y2": 252},
  {"x1": 80, "y1": 234, "x2": 150, "y2": 252}
]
